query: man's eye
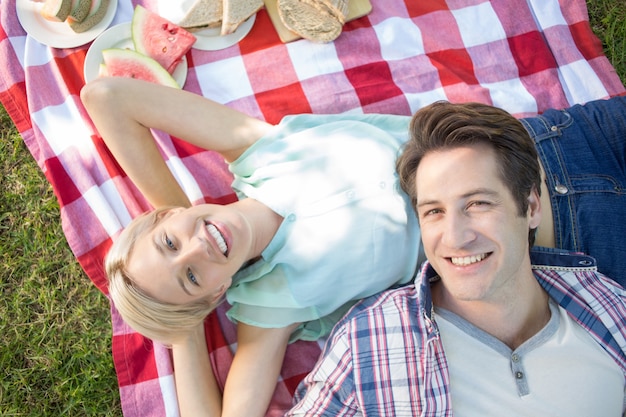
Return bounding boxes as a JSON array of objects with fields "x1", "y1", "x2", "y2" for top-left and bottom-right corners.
[
  {"x1": 421, "y1": 208, "x2": 442, "y2": 218},
  {"x1": 469, "y1": 201, "x2": 491, "y2": 208},
  {"x1": 187, "y1": 269, "x2": 198, "y2": 286}
]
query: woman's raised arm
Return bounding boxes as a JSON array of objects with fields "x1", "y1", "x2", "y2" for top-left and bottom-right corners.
[{"x1": 80, "y1": 77, "x2": 273, "y2": 207}]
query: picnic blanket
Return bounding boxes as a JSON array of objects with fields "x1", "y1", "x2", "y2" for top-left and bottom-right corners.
[{"x1": 1, "y1": 0, "x2": 624, "y2": 415}]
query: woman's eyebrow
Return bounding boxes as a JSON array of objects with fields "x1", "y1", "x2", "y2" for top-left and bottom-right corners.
[
  {"x1": 178, "y1": 277, "x2": 192, "y2": 296},
  {"x1": 152, "y1": 232, "x2": 165, "y2": 255},
  {"x1": 151, "y1": 234, "x2": 192, "y2": 297}
]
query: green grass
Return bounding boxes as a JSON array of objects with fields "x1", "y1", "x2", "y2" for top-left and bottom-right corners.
[
  {"x1": 0, "y1": 114, "x2": 121, "y2": 414},
  {"x1": 0, "y1": 1, "x2": 624, "y2": 415}
]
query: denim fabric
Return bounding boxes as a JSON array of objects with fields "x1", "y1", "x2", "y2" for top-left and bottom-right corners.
[{"x1": 520, "y1": 96, "x2": 626, "y2": 286}]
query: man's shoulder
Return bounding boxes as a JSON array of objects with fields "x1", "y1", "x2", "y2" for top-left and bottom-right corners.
[
  {"x1": 334, "y1": 283, "x2": 421, "y2": 331},
  {"x1": 530, "y1": 247, "x2": 598, "y2": 270},
  {"x1": 530, "y1": 247, "x2": 625, "y2": 299}
]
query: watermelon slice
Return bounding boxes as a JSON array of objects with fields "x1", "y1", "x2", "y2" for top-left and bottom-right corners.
[
  {"x1": 131, "y1": 5, "x2": 196, "y2": 74},
  {"x1": 101, "y1": 49, "x2": 180, "y2": 89}
]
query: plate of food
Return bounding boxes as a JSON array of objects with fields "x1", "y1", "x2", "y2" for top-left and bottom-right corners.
[
  {"x1": 16, "y1": 0, "x2": 118, "y2": 49},
  {"x1": 83, "y1": 22, "x2": 188, "y2": 86},
  {"x1": 191, "y1": 14, "x2": 255, "y2": 51},
  {"x1": 174, "y1": 0, "x2": 258, "y2": 51}
]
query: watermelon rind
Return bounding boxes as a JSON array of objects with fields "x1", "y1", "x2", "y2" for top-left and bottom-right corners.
[
  {"x1": 101, "y1": 49, "x2": 180, "y2": 89},
  {"x1": 131, "y1": 5, "x2": 196, "y2": 74}
]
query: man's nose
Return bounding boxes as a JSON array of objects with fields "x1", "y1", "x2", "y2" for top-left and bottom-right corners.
[{"x1": 441, "y1": 213, "x2": 476, "y2": 249}]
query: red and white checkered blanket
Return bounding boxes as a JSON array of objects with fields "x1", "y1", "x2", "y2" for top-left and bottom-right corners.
[{"x1": 1, "y1": 0, "x2": 624, "y2": 415}]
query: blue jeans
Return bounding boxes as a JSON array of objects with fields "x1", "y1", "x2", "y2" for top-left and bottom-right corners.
[{"x1": 520, "y1": 96, "x2": 626, "y2": 286}]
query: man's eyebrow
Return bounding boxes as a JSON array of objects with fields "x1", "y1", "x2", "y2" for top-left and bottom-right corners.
[
  {"x1": 417, "y1": 188, "x2": 500, "y2": 208},
  {"x1": 462, "y1": 188, "x2": 500, "y2": 199}
]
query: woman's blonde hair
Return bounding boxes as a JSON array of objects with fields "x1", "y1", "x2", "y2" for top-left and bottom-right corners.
[{"x1": 105, "y1": 207, "x2": 221, "y2": 344}]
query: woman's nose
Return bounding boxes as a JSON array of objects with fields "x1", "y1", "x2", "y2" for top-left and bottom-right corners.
[{"x1": 181, "y1": 237, "x2": 208, "y2": 261}]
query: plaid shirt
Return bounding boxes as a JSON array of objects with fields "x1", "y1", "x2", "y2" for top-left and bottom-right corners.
[{"x1": 288, "y1": 248, "x2": 626, "y2": 416}]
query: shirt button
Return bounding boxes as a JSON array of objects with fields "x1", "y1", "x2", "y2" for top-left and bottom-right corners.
[
  {"x1": 511, "y1": 354, "x2": 520, "y2": 362},
  {"x1": 379, "y1": 181, "x2": 386, "y2": 189},
  {"x1": 554, "y1": 184, "x2": 568, "y2": 194},
  {"x1": 516, "y1": 372, "x2": 524, "y2": 379},
  {"x1": 287, "y1": 214, "x2": 296, "y2": 221}
]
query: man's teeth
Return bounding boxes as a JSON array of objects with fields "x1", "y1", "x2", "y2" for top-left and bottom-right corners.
[
  {"x1": 451, "y1": 253, "x2": 487, "y2": 266},
  {"x1": 207, "y1": 224, "x2": 227, "y2": 254}
]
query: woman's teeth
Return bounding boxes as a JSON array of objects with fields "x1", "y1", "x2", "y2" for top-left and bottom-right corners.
[{"x1": 207, "y1": 224, "x2": 227, "y2": 254}]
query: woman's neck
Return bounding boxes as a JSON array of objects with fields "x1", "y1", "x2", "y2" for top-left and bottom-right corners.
[{"x1": 232, "y1": 198, "x2": 283, "y2": 259}]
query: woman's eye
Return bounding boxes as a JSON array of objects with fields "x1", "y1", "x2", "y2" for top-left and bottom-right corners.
[
  {"x1": 187, "y1": 269, "x2": 198, "y2": 286},
  {"x1": 164, "y1": 234, "x2": 176, "y2": 250}
]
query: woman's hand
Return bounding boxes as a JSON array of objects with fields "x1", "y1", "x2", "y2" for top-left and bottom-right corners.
[
  {"x1": 80, "y1": 78, "x2": 273, "y2": 208},
  {"x1": 171, "y1": 323, "x2": 222, "y2": 417},
  {"x1": 221, "y1": 322, "x2": 300, "y2": 417}
]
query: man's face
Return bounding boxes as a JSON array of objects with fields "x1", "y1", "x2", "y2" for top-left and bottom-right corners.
[{"x1": 415, "y1": 143, "x2": 541, "y2": 306}]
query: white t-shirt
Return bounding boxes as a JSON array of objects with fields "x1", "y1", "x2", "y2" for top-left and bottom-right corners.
[{"x1": 435, "y1": 301, "x2": 625, "y2": 416}]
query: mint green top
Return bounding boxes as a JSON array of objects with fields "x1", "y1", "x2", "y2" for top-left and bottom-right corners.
[{"x1": 226, "y1": 113, "x2": 422, "y2": 341}]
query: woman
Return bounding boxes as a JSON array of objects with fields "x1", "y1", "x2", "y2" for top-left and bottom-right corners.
[{"x1": 81, "y1": 77, "x2": 422, "y2": 417}]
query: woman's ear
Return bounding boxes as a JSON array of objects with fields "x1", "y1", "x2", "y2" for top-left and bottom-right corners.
[
  {"x1": 211, "y1": 284, "x2": 228, "y2": 303},
  {"x1": 155, "y1": 206, "x2": 185, "y2": 221}
]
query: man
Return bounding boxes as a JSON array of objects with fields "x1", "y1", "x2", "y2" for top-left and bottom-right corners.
[{"x1": 287, "y1": 100, "x2": 626, "y2": 416}]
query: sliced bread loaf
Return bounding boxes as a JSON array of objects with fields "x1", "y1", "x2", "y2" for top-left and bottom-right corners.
[
  {"x1": 178, "y1": 0, "x2": 223, "y2": 31},
  {"x1": 221, "y1": 0, "x2": 263, "y2": 35},
  {"x1": 278, "y1": 0, "x2": 348, "y2": 43}
]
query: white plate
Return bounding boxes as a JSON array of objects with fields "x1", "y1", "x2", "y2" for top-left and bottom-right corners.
[
  {"x1": 193, "y1": 14, "x2": 256, "y2": 51},
  {"x1": 84, "y1": 22, "x2": 188, "y2": 87},
  {"x1": 16, "y1": 0, "x2": 118, "y2": 49}
]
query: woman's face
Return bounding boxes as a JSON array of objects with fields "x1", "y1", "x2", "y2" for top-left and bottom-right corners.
[{"x1": 126, "y1": 204, "x2": 254, "y2": 304}]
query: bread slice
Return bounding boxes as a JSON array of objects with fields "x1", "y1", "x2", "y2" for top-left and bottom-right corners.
[
  {"x1": 278, "y1": 0, "x2": 348, "y2": 43},
  {"x1": 221, "y1": 0, "x2": 263, "y2": 35},
  {"x1": 178, "y1": 0, "x2": 223, "y2": 31}
]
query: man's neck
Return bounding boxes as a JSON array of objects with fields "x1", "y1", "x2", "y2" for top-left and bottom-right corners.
[{"x1": 431, "y1": 277, "x2": 551, "y2": 350}]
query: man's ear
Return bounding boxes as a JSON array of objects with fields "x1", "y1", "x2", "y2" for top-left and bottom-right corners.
[{"x1": 527, "y1": 185, "x2": 542, "y2": 229}]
